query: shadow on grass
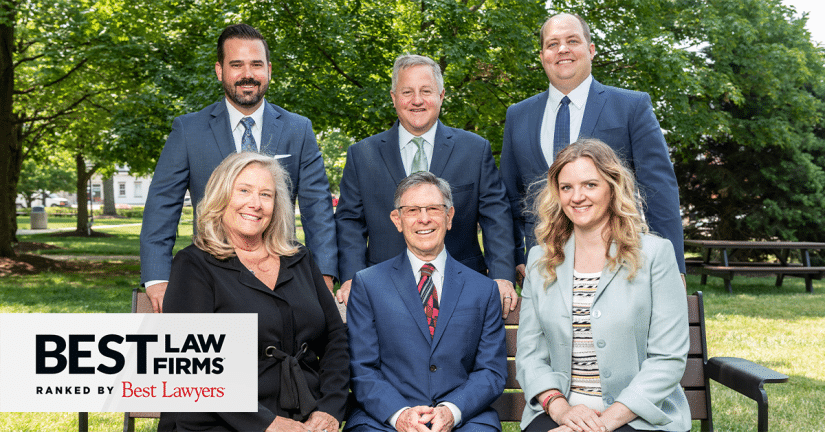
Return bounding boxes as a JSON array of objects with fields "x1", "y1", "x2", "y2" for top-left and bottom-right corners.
[{"x1": 0, "y1": 263, "x2": 138, "y2": 313}]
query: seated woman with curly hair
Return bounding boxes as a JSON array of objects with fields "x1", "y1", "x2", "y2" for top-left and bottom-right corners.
[{"x1": 516, "y1": 139, "x2": 689, "y2": 432}]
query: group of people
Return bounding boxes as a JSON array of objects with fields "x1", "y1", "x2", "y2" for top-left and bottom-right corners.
[{"x1": 141, "y1": 13, "x2": 691, "y2": 432}]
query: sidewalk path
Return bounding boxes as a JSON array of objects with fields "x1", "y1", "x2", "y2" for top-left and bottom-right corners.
[
  {"x1": 45, "y1": 255, "x2": 140, "y2": 261},
  {"x1": 17, "y1": 223, "x2": 142, "y2": 236}
]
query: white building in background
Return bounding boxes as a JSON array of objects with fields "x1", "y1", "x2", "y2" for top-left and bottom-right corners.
[{"x1": 89, "y1": 167, "x2": 154, "y2": 207}]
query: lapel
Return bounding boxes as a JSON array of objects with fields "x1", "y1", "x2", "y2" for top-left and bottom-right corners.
[
  {"x1": 554, "y1": 236, "x2": 576, "y2": 315},
  {"x1": 205, "y1": 252, "x2": 291, "y2": 303},
  {"x1": 528, "y1": 91, "x2": 550, "y2": 174},
  {"x1": 390, "y1": 253, "x2": 433, "y2": 341},
  {"x1": 430, "y1": 253, "x2": 464, "y2": 350},
  {"x1": 593, "y1": 241, "x2": 622, "y2": 304},
  {"x1": 579, "y1": 79, "x2": 607, "y2": 139},
  {"x1": 377, "y1": 122, "x2": 409, "y2": 185},
  {"x1": 428, "y1": 120, "x2": 455, "y2": 178},
  {"x1": 209, "y1": 101, "x2": 237, "y2": 159},
  {"x1": 259, "y1": 101, "x2": 284, "y2": 157}
]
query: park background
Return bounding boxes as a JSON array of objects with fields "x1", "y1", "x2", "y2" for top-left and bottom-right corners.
[{"x1": 2, "y1": 0, "x2": 825, "y2": 430}]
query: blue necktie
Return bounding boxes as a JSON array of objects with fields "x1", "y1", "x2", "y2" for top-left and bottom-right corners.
[
  {"x1": 240, "y1": 117, "x2": 257, "y2": 152},
  {"x1": 553, "y1": 96, "x2": 571, "y2": 159}
]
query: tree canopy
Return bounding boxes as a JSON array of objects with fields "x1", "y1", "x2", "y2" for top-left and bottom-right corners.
[{"x1": 3, "y1": 0, "x2": 824, "y2": 257}]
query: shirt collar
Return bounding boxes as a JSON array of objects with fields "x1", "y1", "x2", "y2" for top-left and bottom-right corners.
[
  {"x1": 225, "y1": 99, "x2": 266, "y2": 131},
  {"x1": 548, "y1": 74, "x2": 592, "y2": 111},
  {"x1": 398, "y1": 121, "x2": 439, "y2": 151},
  {"x1": 407, "y1": 247, "x2": 448, "y2": 280}
]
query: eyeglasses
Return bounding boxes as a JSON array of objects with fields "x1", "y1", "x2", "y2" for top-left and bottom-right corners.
[{"x1": 397, "y1": 204, "x2": 448, "y2": 218}]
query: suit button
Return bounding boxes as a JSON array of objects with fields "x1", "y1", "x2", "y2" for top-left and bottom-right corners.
[
  {"x1": 605, "y1": 396, "x2": 614, "y2": 405},
  {"x1": 596, "y1": 340, "x2": 606, "y2": 348},
  {"x1": 592, "y1": 310, "x2": 601, "y2": 319},
  {"x1": 602, "y1": 369, "x2": 611, "y2": 378},
  {"x1": 430, "y1": 365, "x2": 437, "y2": 372}
]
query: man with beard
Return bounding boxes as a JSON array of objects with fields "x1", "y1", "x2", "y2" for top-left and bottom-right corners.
[{"x1": 140, "y1": 24, "x2": 337, "y2": 313}]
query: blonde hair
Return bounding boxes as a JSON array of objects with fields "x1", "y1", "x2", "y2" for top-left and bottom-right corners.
[
  {"x1": 194, "y1": 152, "x2": 299, "y2": 259},
  {"x1": 533, "y1": 138, "x2": 647, "y2": 285}
]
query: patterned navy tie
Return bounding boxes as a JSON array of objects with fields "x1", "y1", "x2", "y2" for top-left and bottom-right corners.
[
  {"x1": 553, "y1": 96, "x2": 571, "y2": 158},
  {"x1": 417, "y1": 263, "x2": 439, "y2": 338},
  {"x1": 240, "y1": 117, "x2": 257, "y2": 152}
]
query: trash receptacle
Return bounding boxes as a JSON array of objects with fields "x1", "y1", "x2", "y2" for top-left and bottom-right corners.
[{"x1": 30, "y1": 206, "x2": 48, "y2": 229}]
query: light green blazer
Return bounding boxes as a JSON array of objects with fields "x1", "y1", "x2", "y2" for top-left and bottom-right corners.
[{"x1": 515, "y1": 234, "x2": 691, "y2": 431}]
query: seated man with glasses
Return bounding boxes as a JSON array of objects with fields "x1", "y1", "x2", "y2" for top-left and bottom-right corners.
[{"x1": 345, "y1": 171, "x2": 507, "y2": 432}]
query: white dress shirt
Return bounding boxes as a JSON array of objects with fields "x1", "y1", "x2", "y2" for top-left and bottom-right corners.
[
  {"x1": 540, "y1": 75, "x2": 592, "y2": 166},
  {"x1": 389, "y1": 247, "x2": 461, "y2": 427},
  {"x1": 398, "y1": 122, "x2": 438, "y2": 175},
  {"x1": 226, "y1": 99, "x2": 265, "y2": 152}
]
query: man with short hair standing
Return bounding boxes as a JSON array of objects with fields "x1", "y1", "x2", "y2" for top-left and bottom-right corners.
[
  {"x1": 501, "y1": 13, "x2": 686, "y2": 282},
  {"x1": 335, "y1": 54, "x2": 517, "y2": 316},
  {"x1": 345, "y1": 172, "x2": 507, "y2": 432},
  {"x1": 140, "y1": 24, "x2": 337, "y2": 312}
]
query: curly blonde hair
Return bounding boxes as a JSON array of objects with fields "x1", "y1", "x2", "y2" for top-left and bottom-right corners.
[
  {"x1": 194, "y1": 152, "x2": 299, "y2": 259},
  {"x1": 533, "y1": 138, "x2": 648, "y2": 285}
]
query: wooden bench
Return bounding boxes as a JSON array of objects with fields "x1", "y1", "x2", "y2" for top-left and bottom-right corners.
[
  {"x1": 83, "y1": 291, "x2": 788, "y2": 432},
  {"x1": 493, "y1": 292, "x2": 788, "y2": 432}
]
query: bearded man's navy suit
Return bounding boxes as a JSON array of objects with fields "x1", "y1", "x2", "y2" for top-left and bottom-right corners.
[
  {"x1": 334, "y1": 120, "x2": 515, "y2": 283},
  {"x1": 344, "y1": 251, "x2": 507, "y2": 431},
  {"x1": 500, "y1": 78, "x2": 686, "y2": 273},
  {"x1": 140, "y1": 99, "x2": 337, "y2": 284}
]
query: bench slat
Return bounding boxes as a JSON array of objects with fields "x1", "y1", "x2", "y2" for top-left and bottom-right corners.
[
  {"x1": 491, "y1": 392, "x2": 526, "y2": 422},
  {"x1": 685, "y1": 390, "x2": 709, "y2": 420},
  {"x1": 680, "y1": 358, "x2": 705, "y2": 388}
]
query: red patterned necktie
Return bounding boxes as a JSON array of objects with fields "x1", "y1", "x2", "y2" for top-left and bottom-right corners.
[{"x1": 417, "y1": 263, "x2": 440, "y2": 338}]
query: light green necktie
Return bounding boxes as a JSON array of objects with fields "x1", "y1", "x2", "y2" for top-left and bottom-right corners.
[{"x1": 411, "y1": 136, "x2": 428, "y2": 173}]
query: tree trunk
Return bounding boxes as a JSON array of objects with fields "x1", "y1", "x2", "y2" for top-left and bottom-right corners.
[
  {"x1": 103, "y1": 176, "x2": 117, "y2": 215},
  {"x1": 75, "y1": 154, "x2": 92, "y2": 235},
  {"x1": 0, "y1": 4, "x2": 17, "y2": 257}
]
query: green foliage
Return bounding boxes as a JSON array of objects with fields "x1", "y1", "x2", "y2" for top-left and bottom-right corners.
[
  {"x1": 16, "y1": 151, "x2": 76, "y2": 205},
  {"x1": 670, "y1": 0, "x2": 825, "y2": 241},
  {"x1": 246, "y1": 0, "x2": 549, "y2": 151},
  {"x1": 318, "y1": 130, "x2": 352, "y2": 194}
]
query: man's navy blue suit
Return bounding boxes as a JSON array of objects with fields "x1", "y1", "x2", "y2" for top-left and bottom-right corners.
[
  {"x1": 345, "y1": 251, "x2": 507, "y2": 431},
  {"x1": 335, "y1": 120, "x2": 515, "y2": 283},
  {"x1": 500, "y1": 79, "x2": 686, "y2": 273},
  {"x1": 140, "y1": 99, "x2": 337, "y2": 284}
]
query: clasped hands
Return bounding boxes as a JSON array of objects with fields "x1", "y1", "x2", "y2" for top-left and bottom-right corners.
[
  {"x1": 266, "y1": 411, "x2": 339, "y2": 432},
  {"x1": 547, "y1": 404, "x2": 607, "y2": 432},
  {"x1": 396, "y1": 405, "x2": 455, "y2": 432}
]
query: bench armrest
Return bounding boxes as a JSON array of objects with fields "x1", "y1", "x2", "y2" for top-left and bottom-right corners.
[{"x1": 705, "y1": 356, "x2": 788, "y2": 432}]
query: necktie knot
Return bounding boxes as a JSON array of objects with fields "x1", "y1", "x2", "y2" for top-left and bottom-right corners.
[
  {"x1": 240, "y1": 117, "x2": 257, "y2": 152},
  {"x1": 561, "y1": 96, "x2": 571, "y2": 107},
  {"x1": 420, "y1": 263, "x2": 435, "y2": 278}
]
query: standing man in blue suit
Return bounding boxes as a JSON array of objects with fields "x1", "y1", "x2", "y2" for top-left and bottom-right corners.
[
  {"x1": 501, "y1": 13, "x2": 686, "y2": 283},
  {"x1": 335, "y1": 54, "x2": 517, "y2": 317},
  {"x1": 140, "y1": 24, "x2": 337, "y2": 312},
  {"x1": 346, "y1": 172, "x2": 507, "y2": 432}
]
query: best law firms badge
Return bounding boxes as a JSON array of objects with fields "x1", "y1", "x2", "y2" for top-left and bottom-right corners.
[{"x1": 0, "y1": 313, "x2": 257, "y2": 412}]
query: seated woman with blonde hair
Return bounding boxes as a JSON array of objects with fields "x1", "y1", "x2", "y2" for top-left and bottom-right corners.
[
  {"x1": 159, "y1": 152, "x2": 349, "y2": 432},
  {"x1": 516, "y1": 139, "x2": 690, "y2": 432}
]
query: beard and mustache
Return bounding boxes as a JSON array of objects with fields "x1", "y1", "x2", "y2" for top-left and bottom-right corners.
[{"x1": 223, "y1": 77, "x2": 268, "y2": 108}]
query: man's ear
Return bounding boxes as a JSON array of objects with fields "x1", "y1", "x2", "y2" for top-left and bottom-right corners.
[
  {"x1": 390, "y1": 209, "x2": 403, "y2": 233},
  {"x1": 445, "y1": 206, "x2": 455, "y2": 231},
  {"x1": 215, "y1": 62, "x2": 223, "y2": 81}
]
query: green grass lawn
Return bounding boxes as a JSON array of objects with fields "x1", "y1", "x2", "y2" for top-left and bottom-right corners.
[{"x1": 3, "y1": 231, "x2": 823, "y2": 431}]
